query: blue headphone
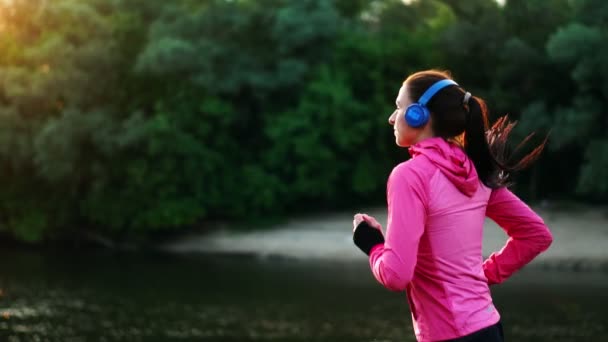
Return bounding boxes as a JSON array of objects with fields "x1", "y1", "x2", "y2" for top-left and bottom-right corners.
[{"x1": 404, "y1": 79, "x2": 459, "y2": 128}]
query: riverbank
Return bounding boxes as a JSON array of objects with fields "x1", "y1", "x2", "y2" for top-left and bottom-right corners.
[{"x1": 161, "y1": 205, "x2": 608, "y2": 272}]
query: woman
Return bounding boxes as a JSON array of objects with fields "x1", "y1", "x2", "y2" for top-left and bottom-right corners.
[{"x1": 352, "y1": 70, "x2": 553, "y2": 342}]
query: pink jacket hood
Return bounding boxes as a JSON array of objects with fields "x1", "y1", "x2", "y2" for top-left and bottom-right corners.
[{"x1": 408, "y1": 137, "x2": 479, "y2": 197}]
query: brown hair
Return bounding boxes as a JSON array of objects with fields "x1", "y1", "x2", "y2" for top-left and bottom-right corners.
[{"x1": 405, "y1": 69, "x2": 546, "y2": 188}]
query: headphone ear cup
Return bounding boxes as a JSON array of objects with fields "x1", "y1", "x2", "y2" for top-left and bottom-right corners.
[{"x1": 404, "y1": 104, "x2": 430, "y2": 128}]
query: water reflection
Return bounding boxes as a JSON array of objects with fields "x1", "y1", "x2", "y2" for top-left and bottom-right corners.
[{"x1": 0, "y1": 249, "x2": 606, "y2": 341}]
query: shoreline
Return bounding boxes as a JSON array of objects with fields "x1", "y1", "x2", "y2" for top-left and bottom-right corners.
[{"x1": 161, "y1": 206, "x2": 608, "y2": 272}]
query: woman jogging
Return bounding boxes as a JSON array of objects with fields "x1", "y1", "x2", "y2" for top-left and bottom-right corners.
[{"x1": 352, "y1": 69, "x2": 553, "y2": 342}]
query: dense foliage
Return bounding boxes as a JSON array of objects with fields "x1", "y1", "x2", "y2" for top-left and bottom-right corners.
[{"x1": 0, "y1": 0, "x2": 605, "y2": 243}]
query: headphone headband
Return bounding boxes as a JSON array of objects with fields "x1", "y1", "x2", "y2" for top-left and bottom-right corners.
[{"x1": 418, "y1": 79, "x2": 458, "y2": 106}]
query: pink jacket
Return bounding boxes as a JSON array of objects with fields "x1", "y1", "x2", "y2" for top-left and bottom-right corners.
[{"x1": 369, "y1": 137, "x2": 553, "y2": 342}]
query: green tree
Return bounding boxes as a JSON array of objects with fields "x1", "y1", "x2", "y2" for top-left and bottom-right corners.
[
  {"x1": 0, "y1": 0, "x2": 129, "y2": 241},
  {"x1": 542, "y1": 19, "x2": 608, "y2": 199},
  {"x1": 1, "y1": 0, "x2": 605, "y2": 244}
]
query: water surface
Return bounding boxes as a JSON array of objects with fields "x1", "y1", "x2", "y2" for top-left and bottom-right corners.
[{"x1": 0, "y1": 249, "x2": 606, "y2": 341}]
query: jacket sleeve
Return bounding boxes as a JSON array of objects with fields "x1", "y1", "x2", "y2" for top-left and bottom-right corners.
[
  {"x1": 369, "y1": 164, "x2": 427, "y2": 292},
  {"x1": 483, "y1": 187, "x2": 553, "y2": 285}
]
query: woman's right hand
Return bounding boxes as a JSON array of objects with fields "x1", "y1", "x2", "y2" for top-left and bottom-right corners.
[
  {"x1": 352, "y1": 213, "x2": 385, "y2": 256},
  {"x1": 353, "y1": 213, "x2": 383, "y2": 232}
]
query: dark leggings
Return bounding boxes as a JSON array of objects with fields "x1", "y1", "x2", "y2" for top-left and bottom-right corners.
[{"x1": 444, "y1": 322, "x2": 504, "y2": 342}]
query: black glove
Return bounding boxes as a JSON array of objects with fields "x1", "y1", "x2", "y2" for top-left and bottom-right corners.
[{"x1": 353, "y1": 221, "x2": 385, "y2": 256}]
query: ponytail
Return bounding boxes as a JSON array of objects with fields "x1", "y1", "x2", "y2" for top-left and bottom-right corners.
[
  {"x1": 464, "y1": 96, "x2": 499, "y2": 187},
  {"x1": 464, "y1": 96, "x2": 547, "y2": 188}
]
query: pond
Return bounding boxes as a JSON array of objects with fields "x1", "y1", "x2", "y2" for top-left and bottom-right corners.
[{"x1": 0, "y1": 248, "x2": 606, "y2": 341}]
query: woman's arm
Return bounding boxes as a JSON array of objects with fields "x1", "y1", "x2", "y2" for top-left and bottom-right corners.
[
  {"x1": 483, "y1": 187, "x2": 553, "y2": 285},
  {"x1": 369, "y1": 164, "x2": 427, "y2": 292}
]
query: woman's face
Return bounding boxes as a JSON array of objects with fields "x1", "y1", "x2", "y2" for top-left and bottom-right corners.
[{"x1": 388, "y1": 83, "x2": 425, "y2": 147}]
